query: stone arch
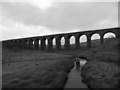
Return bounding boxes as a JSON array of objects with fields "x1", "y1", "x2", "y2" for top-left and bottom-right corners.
[
  {"x1": 91, "y1": 33, "x2": 101, "y2": 47},
  {"x1": 47, "y1": 37, "x2": 55, "y2": 51},
  {"x1": 32, "y1": 40, "x2": 35, "y2": 48},
  {"x1": 41, "y1": 38, "x2": 47, "y2": 50},
  {"x1": 70, "y1": 35, "x2": 75, "y2": 44},
  {"x1": 52, "y1": 38, "x2": 56, "y2": 45},
  {"x1": 45, "y1": 39, "x2": 48, "y2": 50},
  {"x1": 69, "y1": 35, "x2": 75, "y2": 49},
  {"x1": 45, "y1": 39, "x2": 48, "y2": 46},
  {"x1": 103, "y1": 30, "x2": 118, "y2": 38},
  {"x1": 60, "y1": 36, "x2": 65, "y2": 49},
  {"x1": 26, "y1": 39, "x2": 29, "y2": 49},
  {"x1": 74, "y1": 34, "x2": 80, "y2": 49},
  {"x1": 28, "y1": 39, "x2": 34, "y2": 49},
  {"x1": 33, "y1": 38, "x2": 39, "y2": 50},
  {"x1": 79, "y1": 35, "x2": 87, "y2": 48},
  {"x1": 49, "y1": 37, "x2": 55, "y2": 45},
  {"x1": 79, "y1": 35, "x2": 87, "y2": 43},
  {"x1": 23, "y1": 39, "x2": 28, "y2": 49},
  {"x1": 31, "y1": 39, "x2": 34, "y2": 49},
  {"x1": 103, "y1": 32, "x2": 116, "y2": 43},
  {"x1": 64, "y1": 35, "x2": 74, "y2": 49},
  {"x1": 56, "y1": 36, "x2": 61, "y2": 50},
  {"x1": 103, "y1": 32, "x2": 116, "y2": 39},
  {"x1": 39, "y1": 39, "x2": 41, "y2": 48},
  {"x1": 52, "y1": 38, "x2": 56, "y2": 49}
]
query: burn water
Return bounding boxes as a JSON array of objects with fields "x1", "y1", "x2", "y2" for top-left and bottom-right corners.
[{"x1": 64, "y1": 58, "x2": 88, "y2": 89}]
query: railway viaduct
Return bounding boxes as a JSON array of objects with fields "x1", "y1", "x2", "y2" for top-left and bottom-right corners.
[{"x1": 2, "y1": 27, "x2": 120, "y2": 51}]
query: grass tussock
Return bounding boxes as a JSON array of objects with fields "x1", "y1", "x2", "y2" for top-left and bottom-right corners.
[{"x1": 81, "y1": 61, "x2": 120, "y2": 88}]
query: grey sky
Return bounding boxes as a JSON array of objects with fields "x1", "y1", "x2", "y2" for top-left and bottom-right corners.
[{"x1": 0, "y1": 0, "x2": 119, "y2": 41}]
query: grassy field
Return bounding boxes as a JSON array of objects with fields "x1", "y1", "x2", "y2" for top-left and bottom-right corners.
[{"x1": 2, "y1": 49, "x2": 74, "y2": 88}]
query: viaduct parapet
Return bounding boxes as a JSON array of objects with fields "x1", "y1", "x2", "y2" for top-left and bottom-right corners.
[{"x1": 2, "y1": 27, "x2": 120, "y2": 51}]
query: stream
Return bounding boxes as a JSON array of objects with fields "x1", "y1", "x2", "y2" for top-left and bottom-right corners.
[{"x1": 64, "y1": 57, "x2": 88, "y2": 89}]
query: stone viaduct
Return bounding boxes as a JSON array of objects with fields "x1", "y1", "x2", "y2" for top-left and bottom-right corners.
[{"x1": 2, "y1": 27, "x2": 120, "y2": 51}]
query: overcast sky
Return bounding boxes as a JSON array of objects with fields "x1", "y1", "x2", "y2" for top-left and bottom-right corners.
[{"x1": 0, "y1": 0, "x2": 119, "y2": 41}]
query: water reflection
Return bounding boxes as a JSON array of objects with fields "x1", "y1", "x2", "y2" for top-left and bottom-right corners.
[{"x1": 74, "y1": 57, "x2": 87, "y2": 70}]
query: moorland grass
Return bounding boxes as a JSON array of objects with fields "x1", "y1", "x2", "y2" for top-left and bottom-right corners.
[
  {"x1": 81, "y1": 61, "x2": 120, "y2": 88},
  {"x1": 2, "y1": 49, "x2": 74, "y2": 88}
]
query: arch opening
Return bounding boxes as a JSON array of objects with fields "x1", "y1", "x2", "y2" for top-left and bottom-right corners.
[
  {"x1": 33, "y1": 40, "x2": 35, "y2": 48},
  {"x1": 45, "y1": 39, "x2": 48, "y2": 45},
  {"x1": 91, "y1": 33, "x2": 100, "y2": 47},
  {"x1": 61, "y1": 37, "x2": 65, "y2": 49},
  {"x1": 79, "y1": 35, "x2": 87, "y2": 48},
  {"x1": 104, "y1": 32, "x2": 116, "y2": 38},
  {"x1": 70, "y1": 36, "x2": 75, "y2": 49},
  {"x1": 45, "y1": 39, "x2": 48, "y2": 49},
  {"x1": 103, "y1": 32, "x2": 116, "y2": 42},
  {"x1": 39, "y1": 40, "x2": 41, "y2": 48},
  {"x1": 52, "y1": 38, "x2": 56, "y2": 49}
]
